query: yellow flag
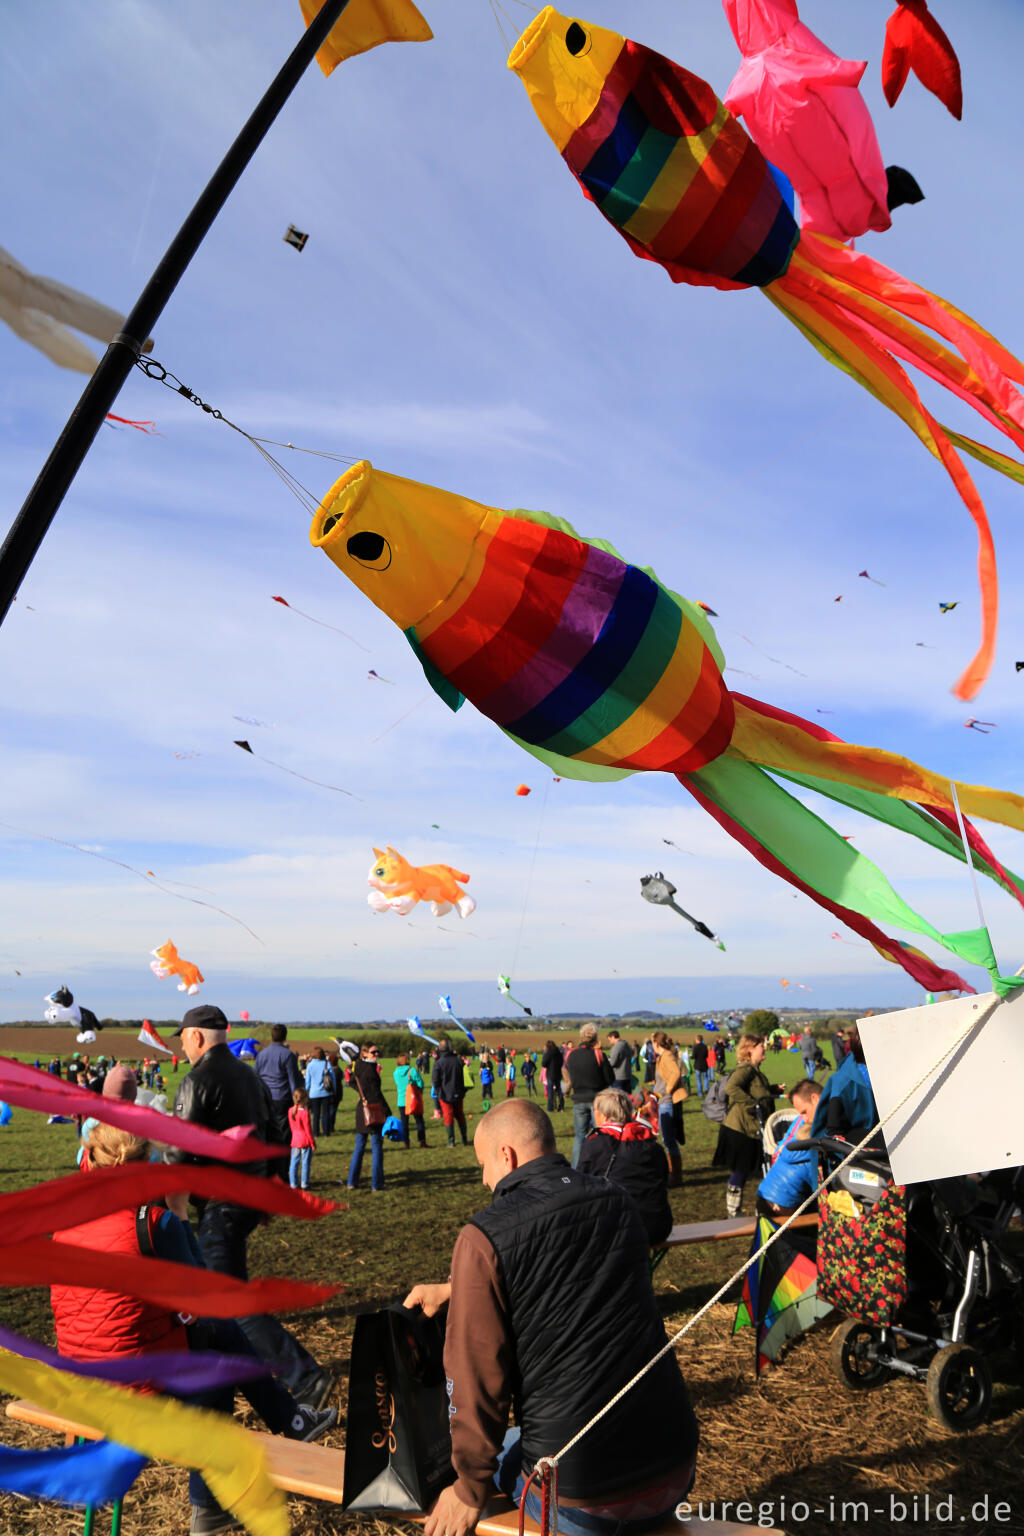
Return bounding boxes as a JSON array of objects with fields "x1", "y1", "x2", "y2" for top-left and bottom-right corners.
[
  {"x1": 0, "y1": 1351, "x2": 287, "y2": 1536},
  {"x1": 298, "y1": 0, "x2": 432, "y2": 76}
]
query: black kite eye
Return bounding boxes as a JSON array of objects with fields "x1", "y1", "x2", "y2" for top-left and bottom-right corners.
[
  {"x1": 346, "y1": 530, "x2": 392, "y2": 570},
  {"x1": 565, "y1": 22, "x2": 589, "y2": 55},
  {"x1": 322, "y1": 511, "x2": 342, "y2": 536}
]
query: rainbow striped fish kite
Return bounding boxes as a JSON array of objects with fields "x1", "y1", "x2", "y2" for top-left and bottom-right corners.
[
  {"x1": 311, "y1": 461, "x2": 1024, "y2": 998},
  {"x1": 506, "y1": 8, "x2": 1024, "y2": 701}
]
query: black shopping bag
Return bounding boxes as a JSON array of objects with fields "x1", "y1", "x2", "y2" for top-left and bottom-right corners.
[{"x1": 342, "y1": 1303, "x2": 454, "y2": 1512}]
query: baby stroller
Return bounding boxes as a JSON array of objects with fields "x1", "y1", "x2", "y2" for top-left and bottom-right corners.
[
  {"x1": 813, "y1": 1135, "x2": 1023, "y2": 1430},
  {"x1": 761, "y1": 1107, "x2": 801, "y2": 1175}
]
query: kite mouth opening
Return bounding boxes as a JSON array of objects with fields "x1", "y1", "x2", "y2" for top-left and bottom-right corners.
[
  {"x1": 311, "y1": 459, "x2": 371, "y2": 548},
  {"x1": 507, "y1": 6, "x2": 552, "y2": 72}
]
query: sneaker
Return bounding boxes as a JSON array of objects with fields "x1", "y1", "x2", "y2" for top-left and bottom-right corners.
[
  {"x1": 190, "y1": 1505, "x2": 239, "y2": 1535},
  {"x1": 287, "y1": 1403, "x2": 338, "y2": 1443},
  {"x1": 298, "y1": 1371, "x2": 335, "y2": 1412}
]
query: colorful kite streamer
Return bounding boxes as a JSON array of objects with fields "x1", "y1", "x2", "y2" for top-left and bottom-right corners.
[
  {"x1": 507, "y1": 8, "x2": 1024, "y2": 699},
  {"x1": 0, "y1": 1350, "x2": 286, "y2": 1536},
  {"x1": 312, "y1": 461, "x2": 1024, "y2": 998}
]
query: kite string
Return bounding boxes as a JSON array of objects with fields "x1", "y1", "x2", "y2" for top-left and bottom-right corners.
[
  {"x1": 950, "y1": 779, "x2": 990, "y2": 937},
  {"x1": 0, "y1": 820, "x2": 263, "y2": 945},
  {"x1": 132, "y1": 355, "x2": 357, "y2": 513},
  {"x1": 538, "y1": 993, "x2": 1004, "y2": 1476},
  {"x1": 511, "y1": 776, "x2": 551, "y2": 978}
]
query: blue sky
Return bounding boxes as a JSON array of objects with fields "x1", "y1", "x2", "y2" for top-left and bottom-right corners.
[{"x1": 3, "y1": 0, "x2": 1024, "y2": 1025}]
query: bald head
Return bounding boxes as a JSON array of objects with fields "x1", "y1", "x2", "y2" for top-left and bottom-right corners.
[{"x1": 474, "y1": 1100, "x2": 556, "y2": 1189}]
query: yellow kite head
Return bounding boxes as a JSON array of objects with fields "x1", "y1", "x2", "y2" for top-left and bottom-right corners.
[
  {"x1": 507, "y1": 7, "x2": 625, "y2": 152},
  {"x1": 311, "y1": 460, "x2": 491, "y2": 634}
]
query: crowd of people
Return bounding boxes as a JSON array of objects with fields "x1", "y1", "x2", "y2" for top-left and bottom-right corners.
[{"x1": 14, "y1": 1008, "x2": 874, "y2": 1534}]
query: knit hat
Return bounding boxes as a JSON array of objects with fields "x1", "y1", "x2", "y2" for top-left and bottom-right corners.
[{"x1": 102, "y1": 1063, "x2": 138, "y2": 1102}]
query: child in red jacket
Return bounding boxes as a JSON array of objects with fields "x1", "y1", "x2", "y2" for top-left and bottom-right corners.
[{"x1": 288, "y1": 1087, "x2": 316, "y2": 1189}]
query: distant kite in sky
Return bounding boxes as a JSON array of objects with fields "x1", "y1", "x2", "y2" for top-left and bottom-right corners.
[
  {"x1": 367, "y1": 670, "x2": 394, "y2": 683},
  {"x1": 283, "y1": 226, "x2": 308, "y2": 252},
  {"x1": 1017, "y1": 662, "x2": 1024, "y2": 673},
  {"x1": 438, "y1": 995, "x2": 476, "y2": 1043},
  {"x1": 270, "y1": 594, "x2": 369, "y2": 651},
  {"x1": 882, "y1": 1, "x2": 962, "y2": 119},
  {"x1": 0, "y1": 819, "x2": 261, "y2": 941},
  {"x1": 44, "y1": 987, "x2": 103, "y2": 1044},
  {"x1": 366, "y1": 846, "x2": 475, "y2": 919},
  {"x1": 696, "y1": 602, "x2": 718, "y2": 617},
  {"x1": 640, "y1": 872, "x2": 725, "y2": 950},
  {"x1": 150, "y1": 942, "x2": 204, "y2": 996},
  {"x1": 965, "y1": 719, "x2": 997, "y2": 734},
  {"x1": 497, "y1": 975, "x2": 533, "y2": 1016},
  {"x1": 234, "y1": 715, "x2": 275, "y2": 729},
  {"x1": 138, "y1": 1020, "x2": 173, "y2": 1055},
  {"x1": 858, "y1": 571, "x2": 886, "y2": 586},
  {"x1": 407, "y1": 1016, "x2": 441, "y2": 1047},
  {"x1": 233, "y1": 739, "x2": 359, "y2": 798},
  {"x1": 105, "y1": 415, "x2": 158, "y2": 433},
  {"x1": 313, "y1": 460, "x2": 1024, "y2": 999},
  {"x1": 722, "y1": 0, "x2": 912, "y2": 242},
  {"x1": 939, "y1": 602, "x2": 958, "y2": 613},
  {"x1": 515, "y1": 783, "x2": 532, "y2": 797},
  {"x1": 507, "y1": 8, "x2": 1024, "y2": 700}
]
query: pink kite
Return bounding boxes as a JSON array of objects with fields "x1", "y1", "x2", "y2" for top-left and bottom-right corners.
[
  {"x1": 882, "y1": 2, "x2": 962, "y2": 120},
  {"x1": 722, "y1": 0, "x2": 892, "y2": 240},
  {"x1": 0, "y1": 1057, "x2": 280, "y2": 1164}
]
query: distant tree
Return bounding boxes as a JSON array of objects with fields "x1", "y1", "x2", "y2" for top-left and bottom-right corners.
[{"x1": 744, "y1": 1009, "x2": 780, "y2": 1034}]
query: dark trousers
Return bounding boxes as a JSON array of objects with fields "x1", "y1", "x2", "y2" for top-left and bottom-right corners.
[
  {"x1": 185, "y1": 1316, "x2": 300, "y2": 1508},
  {"x1": 196, "y1": 1202, "x2": 321, "y2": 1400},
  {"x1": 546, "y1": 1077, "x2": 564, "y2": 1112},
  {"x1": 267, "y1": 1097, "x2": 291, "y2": 1183},
  {"x1": 309, "y1": 1096, "x2": 331, "y2": 1136},
  {"x1": 400, "y1": 1108, "x2": 426, "y2": 1145}
]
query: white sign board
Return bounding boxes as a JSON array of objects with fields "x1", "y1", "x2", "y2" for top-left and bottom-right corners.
[{"x1": 858, "y1": 989, "x2": 1024, "y2": 1185}]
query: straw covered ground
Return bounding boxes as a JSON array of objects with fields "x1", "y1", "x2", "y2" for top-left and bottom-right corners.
[{"x1": 1, "y1": 1043, "x2": 1022, "y2": 1536}]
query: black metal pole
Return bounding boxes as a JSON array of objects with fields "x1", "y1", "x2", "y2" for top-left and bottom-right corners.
[{"x1": 0, "y1": 0, "x2": 352, "y2": 627}]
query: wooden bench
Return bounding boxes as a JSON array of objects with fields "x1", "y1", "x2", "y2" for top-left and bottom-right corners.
[
  {"x1": 650, "y1": 1211, "x2": 818, "y2": 1271},
  {"x1": 5, "y1": 1399, "x2": 785, "y2": 1535},
  {"x1": 662, "y1": 1211, "x2": 818, "y2": 1246}
]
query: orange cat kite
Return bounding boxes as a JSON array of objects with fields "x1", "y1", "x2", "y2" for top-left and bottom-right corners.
[
  {"x1": 150, "y1": 941, "x2": 205, "y2": 995},
  {"x1": 366, "y1": 847, "x2": 476, "y2": 919}
]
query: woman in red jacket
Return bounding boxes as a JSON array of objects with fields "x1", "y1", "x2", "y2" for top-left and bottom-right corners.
[{"x1": 52, "y1": 1122, "x2": 335, "y2": 1536}]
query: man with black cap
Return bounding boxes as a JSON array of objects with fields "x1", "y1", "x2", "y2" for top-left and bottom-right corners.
[{"x1": 168, "y1": 1004, "x2": 334, "y2": 1414}]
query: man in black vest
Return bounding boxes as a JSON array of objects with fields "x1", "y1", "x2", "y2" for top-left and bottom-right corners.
[{"x1": 405, "y1": 1100, "x2": 698, "y2": 1536}]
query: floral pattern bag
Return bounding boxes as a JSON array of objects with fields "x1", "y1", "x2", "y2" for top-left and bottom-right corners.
[{"x1": 817, "y1": 1180, "x2": 907, "y2": 1325}]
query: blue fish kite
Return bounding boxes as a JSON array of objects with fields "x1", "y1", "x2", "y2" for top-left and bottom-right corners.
[{"x1": 438, "y1": 995, "x2": 475, "y2": 1043}]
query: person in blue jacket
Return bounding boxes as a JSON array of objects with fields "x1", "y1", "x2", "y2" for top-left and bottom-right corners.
[
  {"x1": 304, "y1": 1047, "x2": 335, "y2": 1139},
  {"x1": 757, "y1": 1079, "x2": 822, "y2": 1218},
  {"x1": 810, "y1": 1025, "x2": 878, "y2": 1142}
]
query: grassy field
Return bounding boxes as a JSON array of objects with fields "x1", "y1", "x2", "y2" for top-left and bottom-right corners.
[{"x1": 1, "y1": 1048, "x2": 1022, "y2": 1536}]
